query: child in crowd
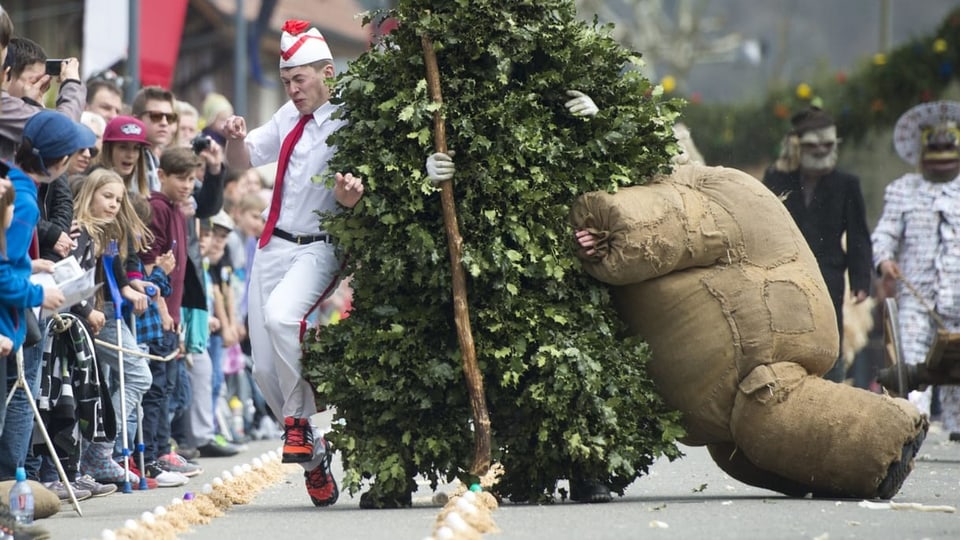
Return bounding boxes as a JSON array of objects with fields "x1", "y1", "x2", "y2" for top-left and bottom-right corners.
[
  {"x1": 71, "y1": 168, "x2": 155, "y2": 489},
  {"x1": 95, "y1": 116, "x2": 153, "y2": 195},
  {"x1": 138, "y1": 147, "x2": 201, "y2": 486}
]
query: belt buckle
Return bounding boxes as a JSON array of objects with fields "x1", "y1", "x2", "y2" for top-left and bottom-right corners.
[{"x1": 297, "y1": 235, "x2": 305, "y2": 245}]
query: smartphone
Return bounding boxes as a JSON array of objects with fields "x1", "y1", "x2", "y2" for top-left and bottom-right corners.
[
  {"x1": 0, "y1": 160, "x2": 9, "y2": 178},
  {"x1": 44, "y1": 59, "x2": 64, "y2": 77}
]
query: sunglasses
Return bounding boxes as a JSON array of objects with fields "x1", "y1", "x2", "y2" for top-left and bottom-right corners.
[
  {"x1": 142, "y1": 111, "x2": 179, "y2": 123},
  {"x1": 76, "y1": 147, "x2": 99, "y2": 158}
]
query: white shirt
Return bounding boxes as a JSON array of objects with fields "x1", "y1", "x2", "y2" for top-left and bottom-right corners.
[{"x1": 245, "y1": 100, "x2": 346, "y2": 236}]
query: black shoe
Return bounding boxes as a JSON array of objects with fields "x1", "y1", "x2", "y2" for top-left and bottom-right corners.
[
  {"x1": 198, "y1": 440, "x2": 241, "y2": 458},
  {"x1": 949, "y1": 432, "x2": 960, "y2": 442},
  {"x1": 176, "y1": 447, "x2": 201, "y2": 461},
  {"x1": 358, "y1": 487, "x2": 412, "y2": 509},
  {"x1": 569, "y1": 478, "x2": 612, "y2": 503}
]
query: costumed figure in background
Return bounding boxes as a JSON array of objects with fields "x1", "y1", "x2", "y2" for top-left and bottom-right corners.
[
  {"x1": 872, "y1": 101, "x2": 960, "y2": 437},
  {"x1": 571, "y1": 159, "x2": 928, "y2": 499},
  {"x1": 762, "y1": 106, "x2": 872, "y2": 383}
]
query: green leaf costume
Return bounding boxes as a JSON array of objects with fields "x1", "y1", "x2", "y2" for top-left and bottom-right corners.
[{"x1": 305, "y1": 0, "x2": 685, "y2": 503}]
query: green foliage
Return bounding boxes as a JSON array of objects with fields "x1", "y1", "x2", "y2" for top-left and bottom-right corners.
[
  {"x1": 684, "y1": 7, "x2": 960, "y2": 168},
  {"x1": 305, "y1": 0, "x2": 684, "y2": 502}
]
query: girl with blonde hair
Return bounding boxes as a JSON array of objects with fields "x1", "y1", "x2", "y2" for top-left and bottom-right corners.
[{"x1": 71, "y1": 168, "x2": 157, "y2": 486}]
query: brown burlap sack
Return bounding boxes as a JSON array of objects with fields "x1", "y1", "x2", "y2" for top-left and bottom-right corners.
[
  {"x1": 731, "y1": 362, "x2": 926, "y2": 498},
  {"x1": 573, "y1": 165, "x2": 837, "y2": 444},
  {"x1": 571, "y1": 164, "x2": 926, "y2": 498},
  {"x1": 571, "y1": 165, "x2": 815, "y2": 285}
]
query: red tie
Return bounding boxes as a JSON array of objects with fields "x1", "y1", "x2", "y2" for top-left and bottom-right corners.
[{"x1": 260, "y1": 114, "x2": 312, "y2": 248}]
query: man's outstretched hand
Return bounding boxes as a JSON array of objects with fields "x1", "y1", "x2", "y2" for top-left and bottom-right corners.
[{"x1": 335, "y1": 172, "x2": 365, "y2": 208}]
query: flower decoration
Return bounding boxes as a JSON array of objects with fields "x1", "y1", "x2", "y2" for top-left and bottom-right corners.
[{"x1": 661, "y1": 75, "x2": 676, "y2": 93}]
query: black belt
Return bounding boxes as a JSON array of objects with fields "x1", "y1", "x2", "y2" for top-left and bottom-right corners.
[{"x1": 273, "y1": 228, "x2": 333, "y2": 245}]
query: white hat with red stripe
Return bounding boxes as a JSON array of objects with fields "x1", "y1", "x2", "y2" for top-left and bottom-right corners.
[{"x1": 279, "y1": 19, "x2": 332, "y2": 68}]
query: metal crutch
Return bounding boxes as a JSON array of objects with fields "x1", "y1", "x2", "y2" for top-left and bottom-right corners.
[
  {"x1": 103, "y1": 241, "x2": 132, "y2": 493},
  {"x1": 129, "y1": 285, "x2": 155, "y2": 492}
]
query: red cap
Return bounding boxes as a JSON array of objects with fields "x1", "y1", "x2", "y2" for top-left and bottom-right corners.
[{"x1": 103, "y1": 115, "x2": 151, "y2": 146}]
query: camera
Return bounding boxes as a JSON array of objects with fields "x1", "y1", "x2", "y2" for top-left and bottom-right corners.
[
  {"x1": 190, "y1": 134, "x2": 212, "y2": 155},
  {"x1": 45, "y1": 59, "x2": 65, "y2": 76}
]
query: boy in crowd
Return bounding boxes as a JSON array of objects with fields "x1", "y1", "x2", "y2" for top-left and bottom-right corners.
[{"x1": 138, "y1": 147, "x2": 200, "y2": 486}]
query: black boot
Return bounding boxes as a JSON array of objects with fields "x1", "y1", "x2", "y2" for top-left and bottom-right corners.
[
  {"x1": 569, "y1": 477, "x2": 612, "y2": 503},
  {"x1": 358, "y1": 485, "x2": 413, "y2": 509}
]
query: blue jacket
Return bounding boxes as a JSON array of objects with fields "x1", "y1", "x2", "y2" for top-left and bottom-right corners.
[{"x1": 0, "y1": 165, "x2": 44, "y2": 350}]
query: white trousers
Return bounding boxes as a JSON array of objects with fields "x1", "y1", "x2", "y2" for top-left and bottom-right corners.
[{"x1": 247, "y1": 237, "x2": 340, "y2": 468}]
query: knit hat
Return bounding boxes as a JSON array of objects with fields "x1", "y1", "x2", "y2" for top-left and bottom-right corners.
[
  {"x1": 790, "y1": 106, "x2": 835, "y2": 135},
  {"x1": 103, "y1": 115, "x2": 150, "y2": 146},
  {"x1": 22, "y1": 110, "x2": 97, "y2": 159},
  {"x1": 279, "y1": 20, "x2": 332, "y2": 69}
]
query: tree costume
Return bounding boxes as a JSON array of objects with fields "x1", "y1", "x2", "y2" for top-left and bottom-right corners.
[
  {"x1": 571, "y1": 163, "x2": 927, "y2": 499},
  {"x1": 306, "y1": 0, "x2": 685, "y2": 505}
]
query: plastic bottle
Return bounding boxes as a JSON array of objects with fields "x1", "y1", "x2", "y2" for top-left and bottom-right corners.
[
  {"x1": 229, "y1": 396, "x2": 244, "y2": 439},
  {"x1": 8, "y1": 466, "x2": 34, "y2": 525}
]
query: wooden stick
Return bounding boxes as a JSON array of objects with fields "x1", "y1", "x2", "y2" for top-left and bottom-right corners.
[
  {"x1": 421, "y1": 33, "x2": 492, "y2": 475},
  {"x1": 94, "y1": 338, "x2": 179, "y2": 362}
]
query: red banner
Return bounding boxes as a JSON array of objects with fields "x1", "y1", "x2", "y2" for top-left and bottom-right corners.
[{"x1": 139, "y1": 0, "x2": 188, "y2": 88}]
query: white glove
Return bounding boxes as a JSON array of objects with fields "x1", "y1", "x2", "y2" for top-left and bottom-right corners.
[
  {"x1": 426, "y1": 151, "x2": 456, "y2": 184},
  {"x1": 565, "y1": 90, "x2": 599, "y2": 117}
]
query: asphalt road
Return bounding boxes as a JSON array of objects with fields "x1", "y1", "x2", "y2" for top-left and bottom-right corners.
[{"x1": 36, "y1": 410, "x2": 960, "y2": 540}]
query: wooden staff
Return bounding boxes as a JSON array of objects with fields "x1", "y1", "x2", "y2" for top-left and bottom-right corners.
[{"x1": 421, "y1": 33, "x2": 491, "y2": 475}]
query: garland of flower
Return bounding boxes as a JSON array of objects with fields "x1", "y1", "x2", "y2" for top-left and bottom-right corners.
[{"x1": 679, "y1": 7, "x2": 960, "y2": 168}]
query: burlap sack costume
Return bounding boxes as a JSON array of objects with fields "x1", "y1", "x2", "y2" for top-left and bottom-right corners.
[{"x1": 571, "y1": 164, "x2": 927, "y2": 499}]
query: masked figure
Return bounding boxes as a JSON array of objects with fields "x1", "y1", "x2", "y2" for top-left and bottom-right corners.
[
  {"x1": 873, "y1": 101, "x2": 960, "y2": 438},
  {"x1": 763, "y1": 107, "x2": 873, "y2": 383}
]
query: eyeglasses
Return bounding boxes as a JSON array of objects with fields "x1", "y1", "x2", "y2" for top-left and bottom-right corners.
[
  {"x1": 141, "y1": 111, "x2": 179, "y2": 124},
  {"x1": 84, "y1": 147, "x2": 100, "y2": 158}
]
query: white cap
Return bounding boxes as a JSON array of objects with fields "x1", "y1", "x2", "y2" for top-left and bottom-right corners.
[{"x1": 279, "y1": 20, "x2": 333, "y2": 69}]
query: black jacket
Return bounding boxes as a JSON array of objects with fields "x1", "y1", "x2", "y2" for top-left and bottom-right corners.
[
  {"x1": 762, "y1": 167, "x2": 873, "y2": 322},
  {"x1": 37, "y1": 174, "x2": 74, "y2": 262},
  {"x1": 181, "y1": 164, "x2": 226, "y2": 310}
]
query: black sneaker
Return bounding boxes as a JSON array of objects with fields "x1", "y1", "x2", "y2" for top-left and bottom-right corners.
[
  {"x1": 198, "y1": 439, "x2": 241, "y2": 458},
  {"x1": 144, "y1": 461, "x2": 190, "y2": 488},
  {"x1": 359, "y1": 486, "x2": 413, "y2": 509},
  {"x1": 569, "y1": 478, "x2": 613, "y2": 503}
]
